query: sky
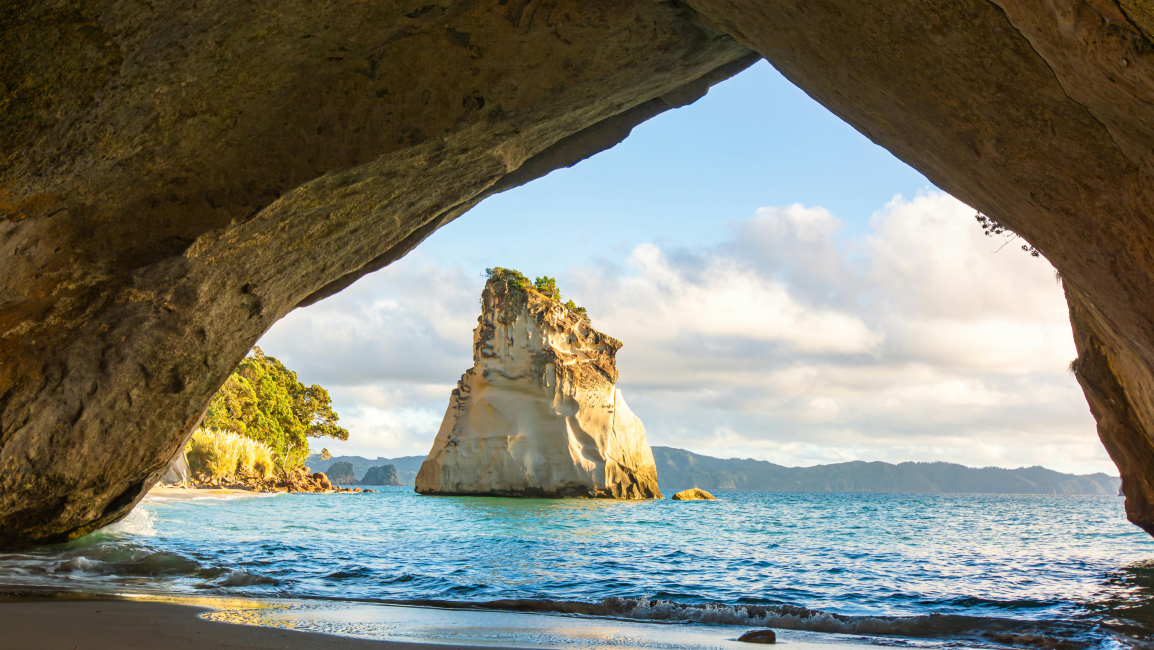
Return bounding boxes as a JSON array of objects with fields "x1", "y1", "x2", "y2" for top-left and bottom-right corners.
[{"x1": 257, "y1": 61, "x2": 1109, "y2": 475}]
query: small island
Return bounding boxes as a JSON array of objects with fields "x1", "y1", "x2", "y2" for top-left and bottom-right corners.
[
  {"x1": 415, "y1": 268, "x2": 662, "y2": 499},
  {"x1": 360, "y1": 465, "x2": 402, "y2": 486}
]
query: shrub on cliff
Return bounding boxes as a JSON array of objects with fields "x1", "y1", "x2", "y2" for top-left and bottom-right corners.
[
  {"x1": 975, "y1": 211, "x2": 1041, "y2": 257},
  {"x1": 484, "y1": 267, "x2": 591, "y2": 325},
  {"x1": 563, "y1": 299, "x2": 590, "y2": 325},
  {"x1": 484, "y1": 267, "x2": 532, "y2": 291},
  {"x1": 533, "y1": 276, "x2": 560, "y2": 301},
  {"x1": 205, "y1": 347, "x2": 349, "y2": 479}
]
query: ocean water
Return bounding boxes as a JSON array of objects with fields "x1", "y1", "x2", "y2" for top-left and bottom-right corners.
[{"x1": 3, "y1": 488, "x2": 1154, "y2": 649}]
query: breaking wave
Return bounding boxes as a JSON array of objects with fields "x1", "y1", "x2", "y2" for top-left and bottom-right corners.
[
  {"x1": 97, "y1": 507, "x2": 157, "y2": 537},
  {"x1": 597, "y1": 597, "x2": 1096, "y2": 643},
  {"x1": 357, "y1": 596, "x2": 1109, "y2": 649},
  {"x1": 0, "y1": 539, "x2": 279, "y2": 593},
  {"x1": 215, "y1": 570, "x2": 279, "y2": 588}
]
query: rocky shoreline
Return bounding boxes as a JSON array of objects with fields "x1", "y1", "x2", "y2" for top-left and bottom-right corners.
[{"x1": 182, "y1": 465, "x2": 377, "y2": 494}]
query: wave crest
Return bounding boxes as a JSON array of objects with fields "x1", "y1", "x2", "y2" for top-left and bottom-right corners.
[
  {"x1": 379, "y1": 596, "x2": 1100, "y2": 649},
  {"x1": 217, "y1": 571, "x2": 279, "y2": 587}
]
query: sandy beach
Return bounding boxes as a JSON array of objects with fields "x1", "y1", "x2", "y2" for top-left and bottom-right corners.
[
  {"x1": 144, "y1": 486, "x2": 367, "y2": 500},
  {"x1": 0, "y1": 598, "x2": 476, "y2": 650},
  {"x1": 0, "y1": 594, "x2": 861, "y2": 650},
  {"x1": 144, "y1": 486, "x2": 274, "y2": 500}
]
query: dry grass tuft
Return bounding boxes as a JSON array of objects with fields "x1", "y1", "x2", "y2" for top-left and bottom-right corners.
[{"x1": 187, "y1": 428, "x2": 274, "y2": 481}]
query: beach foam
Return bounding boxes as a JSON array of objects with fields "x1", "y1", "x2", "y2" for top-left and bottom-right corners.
[{"x1": 99, "y1": 506, "x2": 156, "y2": 537}]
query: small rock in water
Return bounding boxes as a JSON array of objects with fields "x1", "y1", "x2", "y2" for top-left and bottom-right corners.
[
  {"x1": 671, "y1": 488, "x2": 716, "y2": 501},
  {"x1": 738, "y1": 630, "x2": 776, "y2": 644}
]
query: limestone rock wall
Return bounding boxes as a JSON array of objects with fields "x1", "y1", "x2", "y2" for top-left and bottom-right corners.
[{"x1": 415, "y1": 278, "x2": 662, "y2": 499}]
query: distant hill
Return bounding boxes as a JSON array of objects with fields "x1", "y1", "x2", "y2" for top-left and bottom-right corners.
[
  {"x1": 651, "y1": 447, "x2": 1121, "y2": 496},
  {"x1": 305, "y1": 448, "x2": 1121, "y2": 495},
  {"x1": 306, "y1": 454, "x2": 425, "y2": 485}
]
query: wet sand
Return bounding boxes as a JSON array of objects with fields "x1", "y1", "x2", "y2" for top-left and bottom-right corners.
[
  {"x1": 145, "y1": 486, "x2": 276, "y2": 500},
  {"x1": 0, "y1": 599, "x2": 513, "y2": 650}
]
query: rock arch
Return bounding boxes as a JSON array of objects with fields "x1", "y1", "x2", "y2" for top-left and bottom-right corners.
[{"x1": 2, "y1": 0, "x2": 1154, "y2": 547}]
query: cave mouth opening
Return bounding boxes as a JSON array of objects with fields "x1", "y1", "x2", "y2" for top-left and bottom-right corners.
[
  {"x1": 8, "y1": 4, "x2": 1154, "y2": 645},
  {"x1": 7, "y1": 0, "x2": 1148, "y2": 551},
  {"x1": 255, "y1": 60, "x2": 1103, "y2": 489}
]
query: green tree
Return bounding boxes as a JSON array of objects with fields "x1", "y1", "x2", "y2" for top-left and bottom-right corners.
[
  {"x1": 484, "y1": 267, "x2": 591, "y2": 325},
  {"x1": 534, "y1": 276, "x2": 560, "y2": 301},
  {"x1": 205, "y1": 347, "x2": 348, "y2": 479},
  {"x1": 564, "y1": 299, "x2": 591, "y2": 325}
]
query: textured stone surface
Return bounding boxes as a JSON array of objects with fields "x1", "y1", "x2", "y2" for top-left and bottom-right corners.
[
  {"x1": 324, "y1": 462, "x2": 357, "y2": 486},
  {"x1": 415, "y1": 276, "x2": 662, "y2": 499},
  {"x1": 6, "y1": 0, "x2": 1154, "y2": 544},
  {"x1": 737, "y1": 630, "x2": 776, "y2": 644},
  {"x1": 0, "y1": 0, "x2": 751, "y2": 546},
  {"x1": 671, "y1": 488, "x2": 716, "y2": 501},
  {"x1": 360, "y1": 465, "x2": 401, "y2": 487}
]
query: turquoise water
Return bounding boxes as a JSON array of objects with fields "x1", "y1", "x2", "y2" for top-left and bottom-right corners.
[{"x1": 4, "y1": 489, "x2": 1154, "y2": 648}]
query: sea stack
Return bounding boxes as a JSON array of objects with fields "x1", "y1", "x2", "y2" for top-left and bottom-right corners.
[{"x1": 416, "y1": 269, "x2": 662, "y2": 499}]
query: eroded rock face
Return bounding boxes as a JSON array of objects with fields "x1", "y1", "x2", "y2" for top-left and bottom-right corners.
[
  {"x1": 671, "y1": 488, "x2": 716, "y2": 501},
  {"x1": 415, "y1": 276, "x2": 662, "y2": 499},
  {"x1": 324, "y1": 462, "x2": 357, "y2": 486},
  {"x1": 0, "y1": 0, "x2": 751, "y2": 547}
]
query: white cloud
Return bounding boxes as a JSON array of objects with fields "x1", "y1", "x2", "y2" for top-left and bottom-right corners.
[
  {"x1": 572, "y1": 191, "x2": 1101, "y2": 473},
  {"x1": 328, "y1": 404, "x2": 446, "y2": 459},
  {"x1": 579, "y1": 243, "x2": 884, "y2": 355},
  {"x1": 257, "y1": 191, "x2": 1109, "y2": 475},
  {"x1": 256, "y1": 255, "x2": 480, "y2": 459}
]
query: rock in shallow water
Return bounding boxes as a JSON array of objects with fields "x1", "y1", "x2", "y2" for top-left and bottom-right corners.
[
  {"x1": 738, "y1": 630, "x2": 776, "y2": 644},
  {"x1": 415, "y1": 273, "x2": 662, "y2": 499},
  {"x1": 672, "y1": 488, "x2": 716, "y2": 501}
]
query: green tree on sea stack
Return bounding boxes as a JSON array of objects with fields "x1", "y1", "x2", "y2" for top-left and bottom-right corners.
[
  {"x1": 484, "y1": 267, "x2": 591, "y2": 325},
  {"x1": 533, "y1": 276, "x2": 560, "y2": 301},
  {"x1": 204, "y1": 347, "x2": 348, "y2": 479}
]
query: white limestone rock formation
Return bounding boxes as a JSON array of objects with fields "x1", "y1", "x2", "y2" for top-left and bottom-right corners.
[{"x1": 416, "y1": 271, "x2": 662, "y2": 499}]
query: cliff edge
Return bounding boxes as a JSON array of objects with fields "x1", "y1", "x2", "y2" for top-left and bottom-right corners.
[{"x1": 416, "y1": 270, "x2": 661, "y2": 499}]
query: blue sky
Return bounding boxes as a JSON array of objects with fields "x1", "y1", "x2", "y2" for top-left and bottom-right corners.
[
  {"x1": 260, "y1": 61, "x2": 1108, "y2": 474},
  {"x1": 422, "y1": 60, "x2": 933, "y2": 271}
]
